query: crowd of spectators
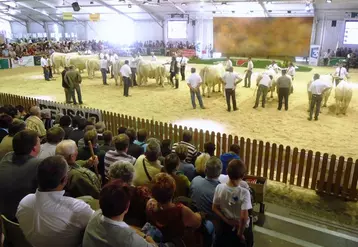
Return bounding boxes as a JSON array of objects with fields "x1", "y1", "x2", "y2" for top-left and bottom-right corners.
[{"x1": 0, "y1": 103, "x2": 254, "y2": 247}]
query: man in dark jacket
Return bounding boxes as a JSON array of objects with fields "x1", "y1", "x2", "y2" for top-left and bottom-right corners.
[
  {"x1": 125, "y1": 128, "x2": 143, "y2": 159},
  {"x1": 169, "y1": 56, "x2": 179, "y2": 89},
  {"x1": 61, "y1": 67, "x2": 71, "y2": 103}
]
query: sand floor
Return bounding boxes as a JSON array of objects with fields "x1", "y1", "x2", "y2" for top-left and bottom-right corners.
[{"x1": 0, "y1": 57, "x2": 358, "y2": 159}]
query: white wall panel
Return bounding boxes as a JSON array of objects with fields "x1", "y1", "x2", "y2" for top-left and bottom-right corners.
[{"x1": 134, "y1": 21, "x2": 163, "y2": 42}]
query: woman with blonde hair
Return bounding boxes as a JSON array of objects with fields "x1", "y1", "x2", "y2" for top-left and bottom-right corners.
[{"x1": 194, "y1": 153, "x2": 211, "y2": 178}]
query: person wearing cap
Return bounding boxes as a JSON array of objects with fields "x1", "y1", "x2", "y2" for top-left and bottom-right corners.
[
  {"x1": 276, "y1": 69, "x2": 292, "y2": 111},
  {"x1": 187, "y1": 67, "x2": 205, "y2": 109},
  {"x1": 307, "y1": 73, "x2": 332, "y2": 121},
  {"x1": 333, "y1": 63, "x2": 348, "y2": 86}
]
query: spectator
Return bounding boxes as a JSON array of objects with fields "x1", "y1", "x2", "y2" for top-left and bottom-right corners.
[
  {"x1": 77, "y1": 129, "x2": 106, "y2": 180},
  {"x1": 194, "y1": 153, "x2": 211, "y2": 178},
  {"x1": 220, "y1": 144, "x2": 241, "y2": 175},
  {"x1": 56, "y1": 140, "x2": 101, "y2": 199},
  {"x1": 190, "y1": 157, "x2": 222, "y2": 218},
  {"x1": 0, "y1": 119, "x2": 26, "y2": 159},
  {"x1": 25, "y1": 106, "x2": 46, "y2": 138},
  {"x1": 100, "y1": 130, "x2": 115, "y2": 153},
  {"x1": 104, "y1": 134, "x2": 136, "y2": 178},
  {"x1": 16, "y1": 156, "x2": 95, "y2": 247},
  {"x1": 15, "y1": 105, "x2": 27, "y2": 120},
  {"x1": 38, "y1": 126, "x2": 65, "y2": 159},
  {"x1": 161, "y1": 139, "x2": 171, "y2": 157},
  {"x1": 69, "y1": 117, "x2": 87, "y2": 145},
  {"x1": 108, "y1": 161, "x2": 152, "y2": 227},
  {"x1": 212, "y1": 159, "x2": 253, "y2": 247},
  {"x1": 175, "y1": 144, "x2": 195, "y2": 181},
  {"x1": 117, "y1": 126, "x2": 127, "y2": 134},
  {"x1": 133, "y1": 139, "x2": 162, "y2": 187},
  {"x1": 133, "y1": 128, "x2": 148, "y2": 151},
  {"x1": 41, "y1": 109, "x2": 53, "y2": 130},
  {"x1": 82, "y1": 180, "x2": 155, "y2": 247},
  {"x1": 95, "y1": 121, "x2": 106, "y2": 145},
  {"x1": 126, "y1": 127, "x2": 144, "y2": 159},
  {"x1": 204, "y1": 141, "x2": 216, "y2": 156},
  {"x1": 163, "y1": 153, "x2": 190, "y2": 198},
  {"x1": 171, "y1": 130, "x2": 198, "y2": 164},
  {"x1": 146, "y1": 173, "x2": 212, "y2": 245},
  {"x1": 0, "y1": 130, "x2": 41, "y2": 221},
  {"x1": 59, "y1": 115, "x2": 73, "y2": 139},
  {"x1": 0, "y1": 114, "x2": 12, "y2": 142},
  {"x1": 78, "y1": 125, "x2": 96, "y2": 148}
]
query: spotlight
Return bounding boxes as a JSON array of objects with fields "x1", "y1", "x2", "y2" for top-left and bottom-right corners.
[
  {"x1": 212, "y1": 11, "x2": 216, "y2": 14},
  {"x1": 222, "y1": 2, "x2": 227, "y2": 5},
  {"x1": 90, "y1": 1, "x2": 94, "y2": 4},
  {"x1": 287, "y1": 10, "x2": 291, "y2": 13},
  {"x1": 326, "y1": 0, "x2": 332, "y2": 2},
  {"x1": 232, "y1": 10, "x2": 235, "y2": 14},
  {"x1": 128, "y1": 4, "x2": 132, "y2": 8}
]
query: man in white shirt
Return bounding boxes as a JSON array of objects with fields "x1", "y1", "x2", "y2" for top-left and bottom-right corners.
[
  {"x1": 120, "y1": 60, "x2": 132, "y2": 97},
  {"x1": 129, "y1": 54, "x2": 138, "y2": 86},
  {"x1": 151, "y1": 52, "x2": 157, "y2": 62},
  {"x1": 187, "y1": 68, "x2": 205, "y2": 109},
  {"x1": 244, "y1": 57, "x2": 254, "y2": 88},
  {"x1": 221, "y1": 67, "x2": 242, "y2": 112},
  {"x1": 253, "y1": 73, "x2": 273, "y2": 109},
  {"x1": 109, "y1": 53, "x2": 117, "y2": 79},
  {"x1": 224, "y1": 57, "x2": 233, "y2": 71},
  {"x1": 323, "y1": 49, "x2": 331, "y2": 66},
  {"x1": 334, "y1": 63, "x2": 348, "y2": 86},
  {"x1": 179, "y1": 54, "x2": 188, "y2": 81},
  {"x1": 287, "y1": 62, "x2": 296, "y2": 81},
  {"x1": 100, "y1": 56, "x2": 109, "y2": 85},
  {"x1": 16, "y1": 155, "x2": 94, "y2": 247},
  {"x1": 267, "y1": 60, "x2": 281, "y2": 74},
  {"x1": 40, "y1": 55, "x2": 50, "y2": 81},
  {"x1": 308, "y1": 74, "x2": 332, "y2": 121}
]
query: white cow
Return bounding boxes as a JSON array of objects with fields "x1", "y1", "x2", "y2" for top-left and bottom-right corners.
[
  {"x1": 199, "y1": 63, "x2": 226, "y2": 98},
  {"x1": 335, "y1": 80, "x2": 353, "y2": 115},
  {"x1": 307, "y1": 75, "x2": 333, "y2": 111},
  {"x1": 86, "y1": 59, "x2": 100, "y2": 79},
  {"x1": 50, "y1": 52, "x2": 67, "y2": 74},
  {"x1": 113, "y1": 60, "x2": 125, "y2": 86},
  {"x1": 66, "y1": 55, "x2": 98, "y2": 73},
  {"x1": 137, "y1": 60, "x2": 165, "y2": 86}
]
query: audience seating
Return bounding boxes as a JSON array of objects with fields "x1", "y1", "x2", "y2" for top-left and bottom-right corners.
[{"x1": 0, "y1": 215, "x2": 32, "y2": 247}]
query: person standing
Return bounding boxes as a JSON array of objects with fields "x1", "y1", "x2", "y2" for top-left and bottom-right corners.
[
  {"x1": 276, "y1": 70, "x2": 292, "y2": 111},
  {"x1": 333, "y1": 63, "x2": 348, "y2": 86},
  {"x1": 100, "y1": 56, "x2": 109, "y2": 85},
  {"x1": 169, "y1": 56, "x2": 179, "y2": 89},
  {"x1": 287, "y1": 62, "x2": 296, "y2": 81},
  {"x1": 244, "y1": 57, "x2": 253, "y2": 88},
  {"x1": 110, "y1": 53, "x2": 116, "y2": 79},
  {"x1": 120, "y1": 60, "x2": 132, "y2": 97},
  {"x1": 40, "y1": 55, "x2": 50, "y2": 81},
  {"x1": 65, "y1": 66, "x2": 83, "y2": 105},
  {"x1": 221, "y1": 67, "x2": 242, "y2": 112},
  {"x1": 268, "y1": 60, "x2": 281, "y2": 74},
  {"x1": 47, "y1": 55, "x2": 53, "y2": 79},
  {"x1": 187, "y1": 68, "x2": 205, "y2": 109},
  {"x1": 179, "y1": 54, "x2": 188, "y2": 81},
  {"x1": 323, "y1": 49, "x2": 331, "y2": 66},
  {"x1": 61, "y1": 67, "x2": 71, "y2": 103},
  {"x1": 130, "y1": 54, "x2": 138, "y2": 86},
  {"x1": 308, "y1": 74, "x2": 332, "y2": 121},
  {"x1": 151, "y1": 52, "x2": 157, "y2": 62},
  {"x1": 224, "y1": 57, "x2": 233, "y2": 71},
  {"x1": 253, "y1": 73, "x2": 273, "y2": 109}
]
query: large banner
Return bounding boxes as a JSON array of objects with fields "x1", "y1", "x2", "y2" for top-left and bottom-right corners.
[
  {"x1": 37, "y1": 100, "x2": 102, "y2": 122},
  {"x1": 214, "y1": 17, "x2": 313, "y2": 57},
  {"x1": 309, "y1": 45, "x2": 320, "y2": 66},
  {"x1": 11, "y1": 56, "x2": 35, "y2": 68},
  {"x1": 168, "y1": 48, "x2": 196, "y2": 58}
]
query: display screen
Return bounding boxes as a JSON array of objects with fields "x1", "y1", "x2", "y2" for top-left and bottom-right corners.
[
  {"x1": 168, "y1": 21, "x2": 187, "y2": 39},
  {"x1": 344, "y1": 21, "x2": 358, "y2": 45}
]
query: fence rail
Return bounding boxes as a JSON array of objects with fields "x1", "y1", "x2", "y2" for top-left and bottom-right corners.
[{"x1": 1, "y1": 93, "x2": 357, "y2": 201}]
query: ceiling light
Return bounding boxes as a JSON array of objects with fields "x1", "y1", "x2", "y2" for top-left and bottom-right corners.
[
  {"x1": 181, "y1": 3, "x2": 186, "y2": 6},
  {"x1": 128, "y1": 4, "x2": 132, "y2": 8},
  {"x1": 326, "y1": 0, "x2": 332, "y2": 2}
]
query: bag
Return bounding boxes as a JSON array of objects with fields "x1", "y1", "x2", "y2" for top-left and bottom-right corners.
[{"x1": 143, "y1": 159, "x2": 152, "y2": 182}]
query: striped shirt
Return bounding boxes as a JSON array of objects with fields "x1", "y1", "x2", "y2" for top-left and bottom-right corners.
[
  {"x1": 171, "y1": 141, "x2": 198, "y2": 164},
  {"x1": 104, "y1": 150, "x2": 136, "y2": 177}
]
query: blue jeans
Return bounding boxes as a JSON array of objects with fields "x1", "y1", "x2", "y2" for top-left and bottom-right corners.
[
  {"x1": 43, "y1": 67, "x2": 49, "y2": 80},
  {"x1": 190, "y1": 89, "x2": 204, "y2": 108},
  {"x1": 101, "y1": 68, "x2": 107, "y2": 84}
]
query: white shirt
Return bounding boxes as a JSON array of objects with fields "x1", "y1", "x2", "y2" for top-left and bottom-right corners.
[
  {"x1": 218, "y1": 175, "x2": 249, "y2": 189},
  {"x1": 151, "y1": 55, "x2": 157, "y2": 62},
  {"x1": 120, "y1": 64, "x2": 132, "y2": 77},
  {"x1": 37, "y1": 143, "x2": 57, "y2": 160},
  {"x1": 40, "y1": 57, "x2": 48, "y2": 67},
  {"x1": 335, "y1": 67, "x2": 348, "y2": 79},
  {"x1": 179, "y1": 56, "x2": 188, "y2": 66},
  {"x1": 225, "y1": 60, "x2": 233, "y2": 69},
  {"x1": 323, "y1": 52, "x2": 329, "y2": 59},
  {"x1": 16, "y1": 190, "x2": 94, "y2": 247},
  {"x1": 222, "y1": 72, "x2": 241, "y2": 89},
  {"x1": 129, "y1": 57, "x2": 137, "y2": 68},
  {"x1": 259, "y1": 74, "x2": 272, "y2": 87},
  {"x1": 268, "y1": 63, "x2": 280, "y2": 73},
  {"x1": 247, "y1": 60, "x2": 254, "y2": 71},
  {"x1": 213, "y1": 184, "x2": 252, "y2": 227},
  {"x1": 110, "y1": 55, "x2": 116, "y2": 64},
  {"x1": 187, "y1": 73, "x2": 202, "y2": 88},
  {"x1": 308, "y1": 79, "x2": 332, "y2": 95},
  {"x1": 100, "y1": 59, "x2": 108, "y2": 69},
  {"x1": 287, "y1": 66, "x2": 295, "y2": 76}
]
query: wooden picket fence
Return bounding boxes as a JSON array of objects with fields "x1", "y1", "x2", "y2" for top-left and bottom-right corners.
[{"x1": 1, "y1": 93, "x2": 357, "y2": 201}]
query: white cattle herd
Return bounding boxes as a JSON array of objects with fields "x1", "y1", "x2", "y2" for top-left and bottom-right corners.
[{"x1": 50, "y1": 52, "x2": 354, "y2": 116}]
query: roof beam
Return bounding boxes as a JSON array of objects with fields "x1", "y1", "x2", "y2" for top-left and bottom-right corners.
[
  {"x1": 0, "y1": 11, "x2": 26, "y2": 26},
  {"x1": 94, "y1": 0, "x2": 135, "y2": 21},
  {"x1": 167, "y1": 0, "x2": 185, "y2": 14},
  {"x1": 26, "y1": 15, "x2": 45, "y2": 28},
  {"x1": 257, "y1": 0, "x2": 270, "y2": 17},
  {"x1": 129, "y1": 0, "x2": 164, "y2": 27}
]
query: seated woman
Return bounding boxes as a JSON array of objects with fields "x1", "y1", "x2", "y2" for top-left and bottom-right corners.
[
  {"x1": 146, "y1": 173, "x2": 214, "y2": 246},
  {"x1": 163, "y1": 153, "x2": 190, "y2": 198},
  {"x1": 82, "y1": 180, "x2": 155, "y2": 247},
  {"x1": 108, "y1": 161, "x2": 151, "y2": 227},
  {"x1": 194, "y1": 153, "x2": 210, "y2": 178}
]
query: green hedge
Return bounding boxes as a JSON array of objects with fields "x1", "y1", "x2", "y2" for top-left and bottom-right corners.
[{"x1": 188, "y1": 58, "x2": 312, "y2": 72}]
